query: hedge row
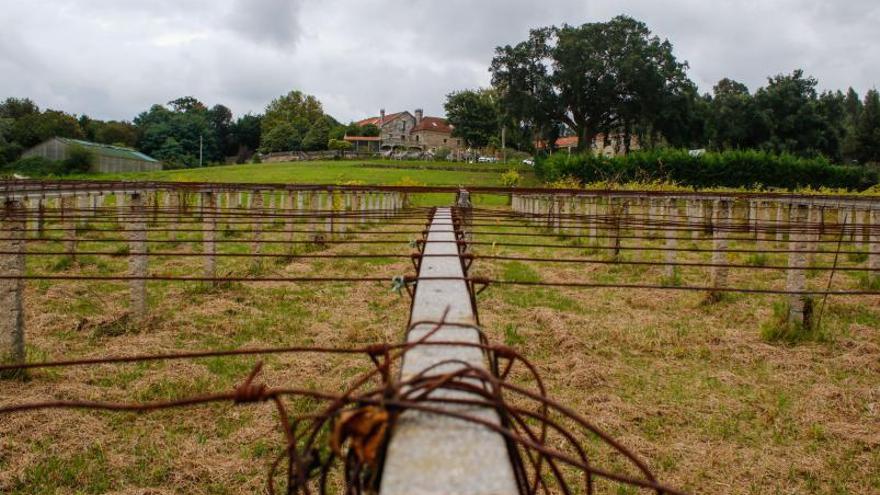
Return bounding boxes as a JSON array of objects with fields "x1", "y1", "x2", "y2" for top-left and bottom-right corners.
[{"x1": 535, "y1": 149, "x2": 878, "y2": 191}]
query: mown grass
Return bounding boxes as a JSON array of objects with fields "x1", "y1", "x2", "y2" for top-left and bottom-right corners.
[{"x1": 68, "y1": 159, "x2": 539, "y2": 189}]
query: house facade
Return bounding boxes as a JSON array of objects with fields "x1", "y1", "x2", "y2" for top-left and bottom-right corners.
[
  {"x1": 349, "y1": 109, "x2": 462, "y2": 152},
  {"x1": 536, "y1": 133, "x2": 639, "y2": 157}
]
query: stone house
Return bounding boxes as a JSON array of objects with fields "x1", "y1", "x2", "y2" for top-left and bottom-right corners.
[{"x1": 350, "y1": 109, "x2": 461, "y2": 152}]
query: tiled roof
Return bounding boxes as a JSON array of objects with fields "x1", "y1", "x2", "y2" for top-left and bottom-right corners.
[
  {"x1": 535, "y1": 136, "x2": 579, "y2": 149},
  {"x1": 411, "y1": 116, "x2": 453, "y2": 134},
  {"x1": 355, "y1": 111, "x2": 407, "y2": 127},
  {"x1": 59, "y1": 138, "x2": 159, "y2": 162}
]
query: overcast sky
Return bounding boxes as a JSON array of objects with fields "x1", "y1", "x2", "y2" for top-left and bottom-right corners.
[{"x1": 1, "y1": 0, "x2": 878, "y2": 122}]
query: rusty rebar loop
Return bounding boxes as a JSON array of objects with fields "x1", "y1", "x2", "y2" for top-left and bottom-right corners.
[{"x1": 0, "y1": 312, "x2": 683, "y2": 495}]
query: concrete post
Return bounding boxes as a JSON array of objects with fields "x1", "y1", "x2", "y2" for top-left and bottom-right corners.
[
  {"x1": 203, "y1": 192, "x2": 217, "y2": 285},
  {"x1": 76, "y1": 194, "x2": 89, "y2": 227},
  {"x1": 710, "y1": 200, "x2": 730, "y2": 299},
  {"x1": 787, "y1": 204, "x2": 810, "y2": 326},
  {"x1": 285, "y1": 192, "x2": 296, "y2": 254},
  {"x1": 0, "y1": 199, "x2": 26, "y2": 370},
  {"x1": 870, "y1": 209, "x2": 880, "y2": 286},
  {"x1": 757, "y1": 201, "x2": 770, "y2": 251},
  {"x1": 775, "y1": 202, "x2": 785, "y2": 243},
  {"x1": 808, "y1": 205, "x2": 820, "y2": 265},
  {"x1": 117, "y1": 192, "x2": 127, "y2": 218},
  {"x1": 588, "y1": 197, "x2": 598, "y2": 244},
  {"x1": 380, "y1": 207, "x2": 518, "y2": 495},
  {"x1": 36, "y1": 198, "x2": 45, "y2": 239},
  {"x1": 61, "y1": 196, "x2": 76, "y2": 258},
  {"x1": 664, "y1": 199, "x2": 679, "y2": 280},
  {"x1": 855, "y1": 208, "x2": 866, "y2": 252},
  {"x1": 251, "y1": 191, "x2": 264, "y2": 269},
  {"x1": 129, "y1": 193, "x2": 147, "y2": 323},
  {"x1": 326, "y1": 192, "x2": 334, "y2": 237}
]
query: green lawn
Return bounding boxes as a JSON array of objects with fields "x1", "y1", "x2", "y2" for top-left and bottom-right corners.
[{"x1": 71, "y1": 159, "x2": 538, "y2": 188}]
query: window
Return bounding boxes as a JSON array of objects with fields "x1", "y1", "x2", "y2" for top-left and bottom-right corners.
[
  {"x1": 415, "y1": 135, "x2": 420, "y2": 142},
  {"x1": 443, "y1": 139, "x2": 447, "y2": 143}
]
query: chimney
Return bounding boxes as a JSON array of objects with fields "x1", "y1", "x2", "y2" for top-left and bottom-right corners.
[
  {"x1": 379, "y1": 108, "x2": 386, "y2": 126},
  {"x1": 415, "y1": 108, "x2": 423, "y2": 125}
]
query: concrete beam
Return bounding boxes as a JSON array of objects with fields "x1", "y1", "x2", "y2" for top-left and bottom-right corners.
[{"x1": 380, "y1": 207, "x2": 518, "y2": 495}]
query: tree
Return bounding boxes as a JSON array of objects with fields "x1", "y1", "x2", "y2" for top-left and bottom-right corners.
[
  {"x1": 754, "y1": 70, "x2": 831, "y2": 158},
  {"x1": 328, "y1": 139, "x2": 353, "y2": 157},
  {"x1": 134, "y1": 98, "x2": 222, "y2": 166},
  {"x1": 344, "y1": 122, "x2": 380, "y2": 137},
  {"x1": 301, "y1": 117, "x2": 331, "y2": 151},
  {"x1": 260, "y1": 122, "x2": 300, "y2": 153},
  {"x1": 854, "y1": 90, "x2": 880, "y2": 163},
  {"x1": 0, "y1": 98, "x2": 39, "y2": 119},
  {"x1": 93, "y1": 121, "x2": 138, "y2": 147},
  {"x1": 706, "y1": 79, "x2": 766, "y2": 150},
  {"x1": 208, "y1": 104, "x2": 234, "y2": 156},
  {"x1": 229, "y1": 114, "x2": 262, "y2": 162},
  {"x1": 842, "y1": 88, "x2": 863, "y2": 161},
  {"x1": 490, "y1": 16, "x2": 691, "y2": 152},
  {"x1": 260, "y1": 90, "x2": 325, "y2": 152},
  {"x1": 444, "y1": 89, "x2": 500, "y2": 148},
  {"x1": 12, "y1": 110, "x2": 84, "y2": 148}
]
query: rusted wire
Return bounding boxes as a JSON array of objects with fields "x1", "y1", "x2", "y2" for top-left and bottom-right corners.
[{"x1": 0, "y1": 314, "x2": 686, "y2": 495}]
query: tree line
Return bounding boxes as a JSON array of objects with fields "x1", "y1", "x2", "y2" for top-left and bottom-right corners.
[
  {"x1": 0, "y1": 90, "x2": 385, "y2": 170},
  {"x1": 446, "y1": 15, "x2": 880, "y2": 165}
]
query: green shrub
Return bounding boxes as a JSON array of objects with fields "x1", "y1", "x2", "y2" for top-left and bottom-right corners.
[
  {"x1": 62, "y1": 145, "x2": 95, "y2": 173},
  {"x1": 0, "y1": 156, "x2": 64, "y2": 176},
  {"x1": 535, "y1": 149, "x2": 877, "y2": 191},
  {"x1": 433, "y1": 147, "x2": 451, "y2": 160},
  {"x1": 500, "y1": 169, "x2": 521, "y2": 187}
]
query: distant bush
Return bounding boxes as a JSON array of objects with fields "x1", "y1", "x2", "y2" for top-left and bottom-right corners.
[
  {"x1": 62, "y1": 145, "x2": 95, "y2": 173},
  {"x1": 433, "y1": 147, "x2": 452, "y2": 161},
  {"x1": 500, "y1": 169, "x2": 521, "y2": 187},
  {"x1": 535, "y1": 149, "x2": 878, "y2": 191},
  {"x1": 0, "y1": 156, "x2": 64, "y2": 176}
]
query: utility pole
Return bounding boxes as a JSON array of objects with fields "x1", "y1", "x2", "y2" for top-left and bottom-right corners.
[
  {"x1": 501, "y1": 126, "x2": 506, "y2": 164},
  {"x1": 199, "y1": 134, "x2": 203, "y2": 167}
]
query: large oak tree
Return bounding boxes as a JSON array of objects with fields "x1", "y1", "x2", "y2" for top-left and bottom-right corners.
[{"x1": 490, "y1": 16, "x2": 691, "y2": 152}]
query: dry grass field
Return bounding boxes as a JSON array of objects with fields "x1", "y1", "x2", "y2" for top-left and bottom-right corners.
[{"x1": 1, "y1": 193, "x2": 878, "y2": 494}]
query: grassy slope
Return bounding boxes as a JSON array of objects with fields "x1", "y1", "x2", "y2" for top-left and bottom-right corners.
[{"x1": 70, "y1": 160, "x2": 538, "y2": 188}]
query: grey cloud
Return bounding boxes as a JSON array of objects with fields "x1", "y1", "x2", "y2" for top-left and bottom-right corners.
[
  {"x1": 228, "y1": 0, "x2": 303, "y2": 48},
  {"x1": 0, "y1": 0, "x2": 877, "y2": 123}
]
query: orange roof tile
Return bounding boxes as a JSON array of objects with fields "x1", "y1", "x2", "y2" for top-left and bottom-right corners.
[{"x1": 412, "y1": 116, "x2": 453, "y2": 134}]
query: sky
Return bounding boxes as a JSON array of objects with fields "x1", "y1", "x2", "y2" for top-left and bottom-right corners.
[{"x1": 1, "y1": 0, "x2": 878, "y2": 123}]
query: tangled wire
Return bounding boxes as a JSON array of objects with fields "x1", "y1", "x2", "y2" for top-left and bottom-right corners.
[{"x1": 0, "y1": 312, "x2": 684, "y2": 495}]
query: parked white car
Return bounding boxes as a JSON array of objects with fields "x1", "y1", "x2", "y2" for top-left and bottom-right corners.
[
  {"x1": 477, "y1": 156, "x2": 497, "y2": 163},
  {"x1": 522, "y1": 159, "x2": 535, "y2": 166}
]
